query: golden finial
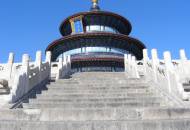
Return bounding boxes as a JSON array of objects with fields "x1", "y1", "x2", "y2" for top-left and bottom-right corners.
[
  {"x1": 91, "y1": 0, "x2": 100, "y2": 11},
  {"x1": 92, "y1": 0, "x2": 98, "y2": 4}
]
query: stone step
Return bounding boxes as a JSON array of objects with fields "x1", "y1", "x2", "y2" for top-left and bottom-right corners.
[
  {"x1": 55, "y1": 80, "x2": 147, "y2": 85},
  {"x1": 56, "y1": 76, "x2": 145, "y2": 81},
  {"x1": 37, "y1": 93, "x2": 157, "y2": 98},
  {"x1": 33, "y1": 97, "x2": 162, "y2": 102},
  {"x1": 71, "y1": 76, "x2": 131, "y2": 79},
  {"x1": 0, "y1": 108, "x2": 189, "y2": 122},
  {"x1": 0, "y1": 119, "x2": 190, "y2": 130},
  {"x1": 36, "y1": 94, "x2": 162, "y2": 99},
  {"x1": 60, "y1": 77, "x2": 142, "y2": 81},
  {"x1": 71, "y1": 74, "x2": 128, "y2": 78},
  {"x1": 41, "y1": 89, "x2": 151, "y2": 94},
  {"x1": 0, "y1": 108, "x2": 138, "y2": 121},
  {"x1": 29, "y1": 98, "x2": 162, "y2": 105},
  {"x1": 49, "y1": 82, "x2": 149, "y2": 86},
  {"x1": 47, "y1": 84, "x2": 150, "y2": 89},
  {"x1": 39, "y1": 91, "x2": 155, "y2": 97},
  {"x1": 23, "y1": 102, "x2": 161, "y2": 109},
  {"x1": 36, "y1": 94, "x2": 160, "y2": 100}
]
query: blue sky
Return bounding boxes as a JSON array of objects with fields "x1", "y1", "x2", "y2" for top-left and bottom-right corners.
[{"x1": 0, "y1": 0, "x2": 189, "y2": 62}]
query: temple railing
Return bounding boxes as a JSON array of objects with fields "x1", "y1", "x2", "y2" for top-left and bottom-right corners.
[
  {"x1": 124, "y1": 54, "x2": 140, "y2": 78},
  {"x1": 51, "y1": 55, "x2": 71, "y2": 80},
  {"x1": 0, "y1": 48, "x2": 189, "y2": 106},
  {"x1": 71, "y1": 52, "x2": 124, "y2": 61},
  {"x1": 0, "y1": 51, "x2": 52, "y2": 104},
  {"x1": 0, "y1": 50, "x2": 72, "y2": 107},
  {"x1": 126, "y1": 49, "x2": 190, "y2": 105},
  {"x1": 124, "y1": 49, "x2": 190, "y2": 106}
]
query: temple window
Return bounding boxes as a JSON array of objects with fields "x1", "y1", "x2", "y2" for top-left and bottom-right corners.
[
  {"x1": 85, "y1": 25, "x2": 120, "y2": 34},
  {"x1": 70, "y1": 16, "x2": 84, "y2": 34}
]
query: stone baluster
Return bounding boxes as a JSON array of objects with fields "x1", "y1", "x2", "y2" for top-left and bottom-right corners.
[
  {"x1": 151, "y1": 49, "x2": 159, "y2": 82},
  {"x1": 22, "y1": 54, "x2": 30, "y2": 93},
  {"x1": 132, "y1": 56, "x2": 140, "y2": 78},
  {"x1": 35, "y1": 51, "x2": 42, "y2": 84},
  {"x1": 22, "y1": 54, "x2": 30, "y2": 75},
  {"x1": 67, "y1": 55, "x2": 71, "y2": 74},
  {"x1": 179, "y1": 49, "x2": 188, "y2": 75},
  {"x1": 179, "y1": 50, "x2": 189, "y2": 99},
  {"x1": 143, "y1": 49, "x2": 149, "y2": 75},
  {"x1": 164, "y1": 51, "x2": 174, "y2": 93},
  {"x1": 62, "y1": 54, "x2": 67, "y2": 76},
  {"x1": 63, "y1": 54, "x2": 67, "y2": 65},
  {"x1": 164, "y1": 51, "x2": 174, "y2": 71},
  {"x1": 180, "y1": 49, "x2": 187, "y2": 61},
  {"x1": 56, "y1": 57, "x2": 63, "y2": 80},
  {"x1": 46, "y1": 51, "x2": 52, "y2": 79},
  {"x1": 46, "y1": 51, "x2": 52, "y2": 64},
  {"x1": 35, "y1": 51, "x2": 42, "y2": 68},
  {"x1": 127, "y1": 54, "x2": 132, "y2": 74},
  {"x1": 7, "y1": 52, "x2": 14, "y2": 79},
  {"x1": 124, "y1": 54, "x2": 128, "y2": 72}
]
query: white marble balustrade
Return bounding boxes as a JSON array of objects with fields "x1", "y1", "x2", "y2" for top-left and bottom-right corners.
[{"x1": 0, "y1": 50, "x2": 71, "y2": 106}]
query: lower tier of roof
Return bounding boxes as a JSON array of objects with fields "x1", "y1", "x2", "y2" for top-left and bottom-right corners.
[{"x1": 46, "y1": 32, "x2": 146, "y2": 61}]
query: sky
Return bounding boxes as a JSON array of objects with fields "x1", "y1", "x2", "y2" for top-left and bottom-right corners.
[{"x1": 0, "y1": 0, "x2": 190, "y2": 62}]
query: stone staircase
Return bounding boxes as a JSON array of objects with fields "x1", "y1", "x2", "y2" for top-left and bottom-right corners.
[{"x1": 0, "y1": 72, "x2": 190, "y2": 130}]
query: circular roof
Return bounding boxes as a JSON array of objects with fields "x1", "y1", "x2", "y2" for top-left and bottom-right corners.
[
  {"x1": 46, "y1": 32, "x2": 146, "y2": 61},
  {"x1": 59, "y1": 11, "x2": 132, "y2": 36}
]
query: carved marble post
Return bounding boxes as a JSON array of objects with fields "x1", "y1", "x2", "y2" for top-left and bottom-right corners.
[
  {"x1": 164, "y1": 51, "x2": 174, "y2": 71},
  {"x1": 46, "y1": 51, "x2": 51, "y2": 64},
  {"x1": 62, "y1": 54, "x2": 67, "y2": 76},
  {"x1": 143, "y1": 49, "x2": 149, "y2": 75},
  {"x1": 124, "y1": 54, "x2": 128, "y2": 72},
  {"x1": 22, "y1": 54, "x2": 29, "y2": 75},
  {"x1": 132, "y1": 56, "x2": 140, "y2": 78},
  {"x1": 164, "y1": 51, "x2": 174, "y2": 93},
  {"x1": 36, "y1": 51, "x2": 42, "y2": 68},
  {"x1": 56, "y1": 57, "x2": 63, "y2": 80},
  {"x1": 46, "y1": 51, "x2": 52, "y2": 79},
  {"x1": 63, "y1": 54, "x2": 67, "y2": 65},
  {"x1": 180, "y1": 49, "x2": 187, "y2": 61},
  {"x1": 67, "y1": 55, "x2": 71, "y2": 74},
  {"x1": 151, "y1": 49, "x2": 159, "y2": 82},
  {"x1": 35, "y1": 51, "x2": 42, "y2": 84},
  {"x1": 179, "y1": 49, "x2": 188, "y2": 76},
  {"x1": 7, "y1": 52, "x2": 14, "y2": 79},
  {"x1": 127, "y1": 54, "x2": 132, "y2": 73},
  {"x1": 22, "y1": 54, "x2": 30, "y2": 93},
  {"x1": 179, "y1": 50, "x2": 190, "y2": 100}
]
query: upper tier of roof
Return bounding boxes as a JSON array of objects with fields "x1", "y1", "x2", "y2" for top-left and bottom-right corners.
[{"x1": 59, "y1": 11, "x2": 132, "y2": 36}]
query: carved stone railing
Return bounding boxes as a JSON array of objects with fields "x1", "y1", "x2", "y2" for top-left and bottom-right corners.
[
  {"x1": 51, "y1": 55, "x2": 71, "y2": 81},
  {"x1": 124, "y1": 54, "x2": 140, "y2": 78},
  {"x1": 10, "y1": 51, "x2": 51, "y2": 103},
  {"x1": 0, "y1": 50, "x2": 70, "y2": 106},
  {"x1": 140, "y1": 49, "x2": 190, "y2": 105},
  {"x1": 134, "y1": 61, "x2": 144, "y2": 76},
  {"x1": 0, "y1": 51, "x2": 52, "y2": 105}
]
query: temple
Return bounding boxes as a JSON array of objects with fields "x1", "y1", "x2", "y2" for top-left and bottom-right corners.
[
  {"x1": 0, "y1": 0, "x2": 190, "y2": 129},
  {"x1": 46, "y1": 0, "x2": 145, "y2": 72}
]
